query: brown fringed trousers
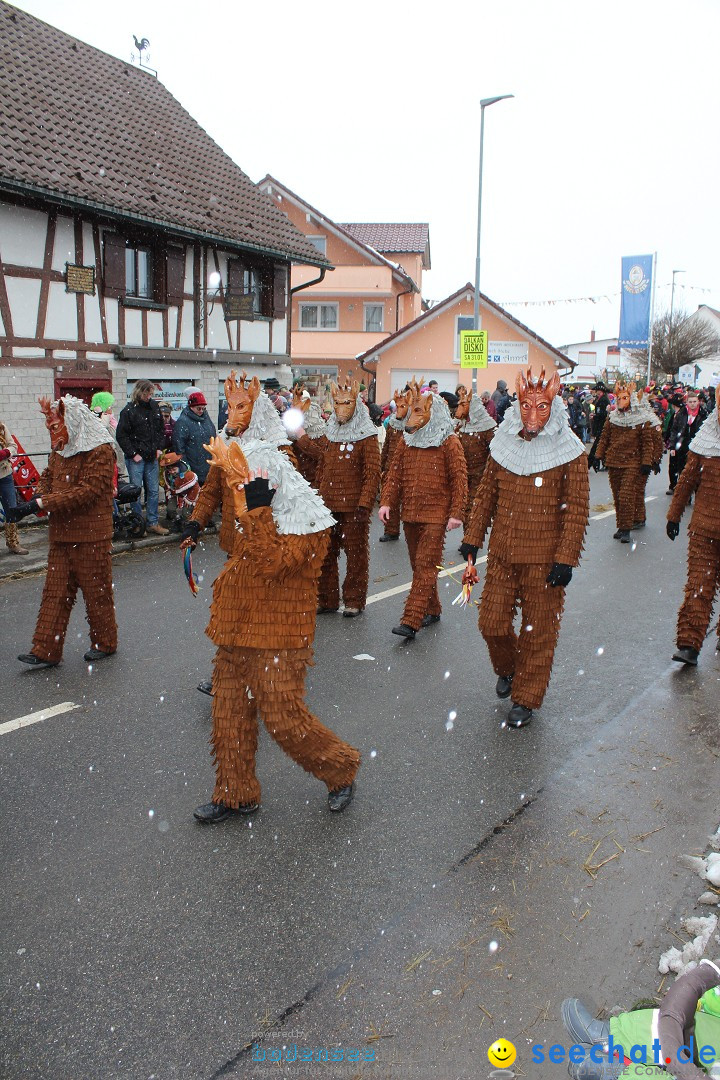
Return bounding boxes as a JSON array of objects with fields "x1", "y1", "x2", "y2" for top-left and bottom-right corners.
[
  {"x1": 608, "y1": 466, "x2": 641, "y2": 531},
  {"x1": 633, "y1": 469, "x2": 650, "y2": 526},
  {"x1": 32, "y1": 541, "x2": 117, "y2": 663},
  {"x1": 401, "y1": 522, "x2": 446, "y2": 630},
  {"x1": 677, "y1": 533, "x2": 720, "y2": 653},
  {"x1": 479, "y1": 557, "x2": 566, "y2": 710},
  {"x1": 317, "y1": 512, "x2": 370, "y2": 611},
  {"x1": 211, "y1": 645, "x2": 360, "y2": 808}
]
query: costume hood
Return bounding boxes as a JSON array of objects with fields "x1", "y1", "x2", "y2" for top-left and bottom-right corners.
[
  {"x1": 635, "y1": 395, "x2": 661, "y2": 429},
  {"x1": 608, "y1": 396, "x2": 648, "y2": 428},
  {"x1": 325, "y1": 397, "x2": 377, "y2": 443},
  {"x1": 404, "y1": 393, "x2": 456, "y2": 448},
  {"x1": 460, "y1": 395, "x2": 496, "y2": 434},
  {"x1": 490, "y1": 395, "x2": 585, "y2": 475},
  {"x1": 687, "y1": 407, "x2": 720, "y2": 458},
  {"x1": 239, "y1": 439, "x2": 335, "y2": 535},
  {"x1": 303, "y1": 401, "x2": 326, "y2": 438},
  {"x1": 387, "y1": 415, "x2": 406, "y2": 431},
  {"x1": 222, "y1": 391, "x2": 290, "y2": 449},
  {"x1": 55, "y1": 395, "x2": 116, "y2": 458}
]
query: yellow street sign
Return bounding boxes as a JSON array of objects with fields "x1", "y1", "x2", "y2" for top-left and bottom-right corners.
[{"x1": 459, "y1": 329, "x2": 488, "y2": 369}]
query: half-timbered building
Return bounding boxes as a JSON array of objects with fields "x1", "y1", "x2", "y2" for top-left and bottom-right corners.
[{"x1": 0, "y1": 1, "x2": 328, "y2": 460}]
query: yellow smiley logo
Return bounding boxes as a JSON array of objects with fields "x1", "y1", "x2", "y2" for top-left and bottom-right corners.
[{"x1": 487, "y1": 1039, "x2": 517, "y2": 1068}]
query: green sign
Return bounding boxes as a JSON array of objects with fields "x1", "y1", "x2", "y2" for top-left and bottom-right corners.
[{"x1": 459, "y1": 329, "x2": 488, "y2": 369}]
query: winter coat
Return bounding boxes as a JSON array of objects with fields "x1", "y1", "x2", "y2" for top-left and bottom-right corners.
[
  {"x1": 171, "y1": 407, "x2": 217, "y2": 484},
  {"x1": 592, "y1": 393, "x2": 610, "y2": 437},
  {"x1": 495, "y1": 391, "x2": 512, "y2": 423},
  {"x1": 669, "y1": 404, "x2": 708, "y2": 456},
  {"x1": 116, "y1": 400, "x2": 165, "y2": 462}
]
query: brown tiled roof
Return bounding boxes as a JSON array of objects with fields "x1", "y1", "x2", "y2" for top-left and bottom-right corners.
[
  {"x1": 340, "y1": 223, "x2": 429, "y2": 254},
  {"x1": 0, "y1": 2, "x2": 327, "y2": 266}
]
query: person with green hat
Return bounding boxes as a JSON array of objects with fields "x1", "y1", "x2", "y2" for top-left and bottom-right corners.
[{"x1": 91, "y1": 391, "x2": 127, "y2": 484}]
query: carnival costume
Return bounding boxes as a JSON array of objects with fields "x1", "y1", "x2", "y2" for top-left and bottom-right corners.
[
  {"x1": 192, "y1": 436, "x2": 360, "y2": 822},
  {"x1": 633, "y1": 391, "x2": 664, "y2": 529},
  {"x1": 290, "y1": 384, "x2": 325, "y2": 489},
  {"x1": 461, "y1": 368, "x2": 589, "y2": 727},
  {"x1": 593, "y1": 381, "x2": 654, "y2": 542},
  {"x1": 380, "y1": 390, "x2": 467, "y2": 639},
  {"x1": 11, "y1": 396, "x2": 117, "y2": 667},
  {"x1": 667, "y1": 406, "x2": 720, "y2": 665},
  {"x1": 296, "y1": 381, "x2": 381, "y2": 617},
  {"x1": 455, "y1": 387, "x2": 496, "y2": 525},
  {"x1": 378, "y1": 389, "x2": 410, "y2": 542}
]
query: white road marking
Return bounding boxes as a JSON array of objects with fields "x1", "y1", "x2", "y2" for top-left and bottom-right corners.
[
  {"x1": 590, "y1": 494, "x2": 656, "y2": 521},
  {"x1": 0, "y1": 701, "x2": 80, "y2": 737}
]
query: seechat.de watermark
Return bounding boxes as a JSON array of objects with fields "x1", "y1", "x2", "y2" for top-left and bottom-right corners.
[
  {"x1": 532, "y1": 1036, "x2": 718, "y2": 1070},
  {"x1": 251, "y1": 1044, "x2": 375, "y2": 1063}
]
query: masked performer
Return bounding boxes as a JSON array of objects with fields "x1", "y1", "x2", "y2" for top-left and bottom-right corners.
[
  {"x1": 290, "y1": 383, "x2": 325, "y2": 488},
  {"x1": 592, "y1": 380, "x2": 654, "y2": 543},
  {"x1": 379, "y1": 389, "x2": 467, "y2": 639},
  {"x1": 190, "y1": 436, "x2": 360, "y2": 822},
  {"x1": 183, "y1": 371, "x2": 299, "y2": 694},
  {"x1": 294, "y1": 380, "x2": 381, "y2": 617},
  {"x1": 9, "y1": 396, "x2": 117, "y2": 668},
  {"x1": 378, "y1": 388, "x2": 411, "y2": 543},
  {"x1": 460, "y1": 368, "x2": 589, "y2": 728},
  {"x1": 667, "y1": 404, "x2": 720, "y2": 666},
  {"x1": 632, "y1": 390, "x2": 664, "y2": 530},
  {"x1": 454, "y1": 386, "x2": 496, "y2": 526}
]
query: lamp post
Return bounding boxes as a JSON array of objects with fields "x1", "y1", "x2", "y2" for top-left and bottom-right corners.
[
  {"x1": 472, "y1": 93, "x2": 514, "y2": 393},
  {"x1": 669, "y1": 269, "x2": 684, "y2": 382}
]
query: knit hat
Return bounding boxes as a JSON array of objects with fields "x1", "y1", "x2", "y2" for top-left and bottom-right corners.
[
  {"x1": 90, "y1": 391, "x2": 114, "y2": 413},
  {"x1": 188, "y1": 391, "x2": 207, "y2": 407}
]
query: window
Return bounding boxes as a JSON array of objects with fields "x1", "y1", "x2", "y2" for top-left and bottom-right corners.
[
  {"x1": 125, "y1": 246, "x2": 154, "y2": 299},
  {"x1": 306, "y1": 235, "x2": 327, "y2": 257},
  {"x1": 455, "y1": 315, "x2": 474, "y2": 360},
  {"x1": 299, "y1": 303, "x2": 338, "y2": 331},
  {"x1": 364, "y1": 304, "x2": 384, "y2": 332},
  {"x1": 226, "y1": 259, "x2": 287, "y2": 320}
]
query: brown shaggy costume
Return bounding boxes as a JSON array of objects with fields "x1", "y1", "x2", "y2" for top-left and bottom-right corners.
[
  {"x1": 381, "y1": 391, "x2": 467, "y2": 631},
  {"x1": 29, "y1": 397, "x2": 117, "y2": 663},
  {"x1": 380, "y1": 422, "x2": 404, "y2": 538},
  {"x1": 455, "y1": 388, "x2": 496, "y2": 525},
  {"x1": 203, "y1": 438, "x2": 359, "y2": 808},
  {"x1": 668, "y1": 409, "x2": 720, "y2": 655},
  {"x1": 594, "y1": 383, "x2": 654, "y2": 532},
  {"x1": 464, "y1": 371, "x2": 589, "y2": 713}
]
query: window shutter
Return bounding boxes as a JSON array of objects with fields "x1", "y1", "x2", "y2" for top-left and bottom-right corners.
[
  {"x1": 227, "y1": 258, "x2": 245, "y2": 295},
  {"x1": 103, "y1": 233, "x2": 126, "y2": 299},
  {"x1": 166, "y1": 246, "x2": 186, "y2": 306},
  {"x1": 272, "y1": 265, "x2": 287, "y2": 319}
]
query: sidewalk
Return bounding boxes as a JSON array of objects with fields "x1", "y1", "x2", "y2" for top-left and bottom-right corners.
[{"x1": 0, "y1": 518, "x2": 217, "y2": 581}]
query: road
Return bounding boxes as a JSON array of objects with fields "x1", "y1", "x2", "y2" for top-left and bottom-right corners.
[{"x1": 1, "y1": 468, "x2": 718, "y2": 1080}]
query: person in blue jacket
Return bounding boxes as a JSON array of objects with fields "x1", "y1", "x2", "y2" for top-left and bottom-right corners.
[{"x1": 172, "y1": 391, "x2": 216, "y2": 485}]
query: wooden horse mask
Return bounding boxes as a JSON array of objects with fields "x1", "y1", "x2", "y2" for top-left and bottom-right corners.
[
  {"x1": 515, "y1": 367, "x2": 561, "y2": 439},
  {"x1": 224, "y1": 370, "x2": 261, "y2": 436},
  {"x1": 404, "y1": 383, "x2": 434, "y2": 434},
  {"x1": 39, "y1": 397, "x2": 68, "y2": 451},
  {"x1": 331, "y1": 379, "x2": 359, "y2": 425},
  {"x1": 614, "y1": 380, "x2": 635, "y2": 412}
]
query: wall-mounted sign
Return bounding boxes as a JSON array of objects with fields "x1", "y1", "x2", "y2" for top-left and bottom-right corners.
[
  {"x1": 459, "y1": 329, "x2": 488, "y2": 369},
  {"x1": 224, "y1": 293, "x2": 255, "y2": 321},
  {"x1": 65, "y1": 263, "x2": 96, "y2": 295},
  {"x1": 487, "y1": 341, "x2": 529, "y2": 365}
]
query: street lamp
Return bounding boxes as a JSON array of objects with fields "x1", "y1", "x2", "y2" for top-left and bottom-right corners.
[
  {"x1": 472, "y1": 94, "x2": 514, "y2": 393},
  {"x1": 669, "y1": 269, "x2": 685, "y2": 383}
]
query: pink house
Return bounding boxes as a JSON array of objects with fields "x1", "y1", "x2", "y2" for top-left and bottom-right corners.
[
  {"x1": 356, "y1": 283, "x2": 575, "y2": 403},
  {"x1": 257, "y1": 176, "x2": 429, "y2": 387}
]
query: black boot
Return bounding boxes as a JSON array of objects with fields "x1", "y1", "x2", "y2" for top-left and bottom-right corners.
[
  {"x1": 379, "y1": 533, "x2": 399, "y2": 542},
  {"x1": 561, "y1": 998, "x2": 610, "y2": 1047},
  {"x1": 83, "y1": 648, "x2": 116, "y2": 662},
  {"x1": 507, "y1": 702, "x2": 532, "y2": 728},
  {"x1": 18, "y1": 653, "x2": 58, "y2": 669},
  {"x1": 496, "y1": 673, "x2": 513, "y2": 698},
  {"x1": 617, "y1": 530, "x2": 631, "y2": 543},
  {"x1": 197, "y1": 680, "x2": 213, "y2": 696},
  {"x1": 328, "y1": 783, "x2": 355, "y2": 812},
  {"x1": 421, "y1": 614, "x2": 440, "y2": 627},
  {"x1": 672, "y1": 646, "x2": 699, "y2": 666},
  {"x1": 193, "y1": 800, "x2": 259, "y2": 823},
  {"x1": 392, "y1": 624, "x2": 416, "y2": 640}
]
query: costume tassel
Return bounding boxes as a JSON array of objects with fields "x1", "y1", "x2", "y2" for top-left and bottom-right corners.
[{"x1": 184, "y1": 547, "x2": 200, "y2": 596}]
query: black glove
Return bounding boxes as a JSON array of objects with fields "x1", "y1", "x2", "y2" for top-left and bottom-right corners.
[
  {"x1": 180, "y1": 520, "x2": 201, "y2": 547},
  {"x1": 640, "y1": 464, "x2": 652, "y2": 476},
  {"x1": 546, "y1": 562, "x2": 573, "y2": 587},
  {"x1": 6, "y1": 498, "x2": 38, "y2": 522},
  {"x1": 652, "y1": 461, "x2": 661, "y2": 475},
  {"x1": 244, "y1": 477, "x2": 275, "y2": 511},
  {"x1": 459, "y1": 542, "x2": 479, "y2": 562},
  {"x1": 666, "y1": 521, "x2": 680, "y2": 541},
  {"x1": 587, "y1": 454, "x2": 595, "y2": 471}
]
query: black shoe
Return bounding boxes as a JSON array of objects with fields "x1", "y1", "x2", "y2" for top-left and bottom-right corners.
[
  {"x1": 507, "y1": 702, "x2": 533, "y2": 728},
  {"x1": 197, "y1": 680, "x2": 214, "y2": 696},
  {"x1": 613, "y1": 529, "x2": 623, "y2": 539},
  {"x1": 617, "y1": 530, "x2": 631, "y2": 543},
  {"x1": 666, "y1": 487, "x2": 675, "y2": 495},
  {"x1": 561, "y1": 998, "x2": 610, "y2": 1047},
  {"x1": 632, "y1": 521, "x2": 646, "y2": 529},
  {"x1": 328, "y1": 783, "x2": 354, "y2": 812},
  {"x1": 421, "y1": 614, "x2": 441, "y2": 627},
  {"x1": 193, "y1": 800, "x2": 259, "y2": 823},
  {"x1": 317, "y1": 606, "x2": 339, "y2": 615},
  {"x1": 17, "y1": 653, "x2": 58, "y2": 669},
  {"x1": 83, "y1": 648, "x2": 116, "y2": 662},
  {"x1": 392, "y1": 624, "x2": 416, "y2": 640},
  {"x1": 379, "y1": 533, "x2": 399, "y2": 542},
  {"x1": 342, "y1": 607, "x2": 363, "y2": 618},
  {"x1": 672, "y1": 646, "x2": 699, "y2": 666},
  {"x1": 496, "y1": 673, "x2": 514, "y2": 698}
]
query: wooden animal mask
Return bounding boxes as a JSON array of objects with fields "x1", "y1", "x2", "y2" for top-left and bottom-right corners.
[
  {"x1": 39, "y1": 396, "x2": 68, "y2": 450},
  {"x1": 393, "y1": 388, "x2": 411, "y2": 420},
  {"x1": 404, "y1": 384, "x2": 434, "y2": 434},
  {"x1": 224, "y1": 370, "x2": 261, "y2": 435},
  {"x1": 204, "y1": 436, "x2": 250, "y2": 518},
  {"x1": 331, "y1": 379, "x2": 359, "y2": 424},
  {"x1": 614, "y1": 380, "x2": 635, "y2": 412},
  {"x1": 454, "y1": 386, "x2": 471, "y2": 423},
  {"x1": 292, "y1": 382, "x2": 311, "y2": 414},
  {"x1": 515, "y1": 367, "x2": 560, "y2": 438}
]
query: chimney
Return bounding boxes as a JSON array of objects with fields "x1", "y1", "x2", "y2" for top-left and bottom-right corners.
[{"x1": 590, "y1": 329, "x2": 596, "y2": 342}]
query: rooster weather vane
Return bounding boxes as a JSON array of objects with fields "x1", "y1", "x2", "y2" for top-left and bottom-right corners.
[{"x1": 130, "y1": 35, "x2": 157, "y2": 76}]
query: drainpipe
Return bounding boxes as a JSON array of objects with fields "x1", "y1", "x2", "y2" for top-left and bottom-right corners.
[
  {"x1": 359, "y1": 354, "x2": 377, "y2": 404},
  {"x1": 288, "y1": 267, "x2": 328, "y2": 363},
  {"x1": 395, "y1": 286, "x2": 414, "y2": 330}
]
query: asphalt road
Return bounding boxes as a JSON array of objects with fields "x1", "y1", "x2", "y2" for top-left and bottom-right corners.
[{"x1": 2, "y1": 469, "x2": 719, "y2": 1080}]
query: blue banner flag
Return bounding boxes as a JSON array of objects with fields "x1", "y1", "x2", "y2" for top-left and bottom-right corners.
[{"x1": 618, "y1": 255, "x2": 653, "y2": 347}]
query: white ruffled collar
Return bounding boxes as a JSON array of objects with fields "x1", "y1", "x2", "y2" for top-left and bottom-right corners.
[
  {"x1": 325, "y1": 397, "x2": 377, "y2": 442},
  {"x1": 489, "y1": 396, "x2": 584, "y2": 475}
]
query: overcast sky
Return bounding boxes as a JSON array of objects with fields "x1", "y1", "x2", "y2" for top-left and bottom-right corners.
[{"x1": 10, "y1": 0, "x2": 720, "y2": 347}]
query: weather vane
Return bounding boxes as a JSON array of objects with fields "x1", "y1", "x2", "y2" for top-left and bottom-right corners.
[{"x1": 130, "y1": 35, "x2": 157, "y2": 75}]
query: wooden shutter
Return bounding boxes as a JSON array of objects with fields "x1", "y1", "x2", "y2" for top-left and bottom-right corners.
[
  {"x1": 103, "y1": 233, "x2": 126, "y2": 299},
  {"x1": 166, "y1": 246, "x2": 186, "y2": 306},
  {"x1": 227, "y1": 257, "x2": 245, "y2": 295},
  {"x1": 272, "y1": 264, "x2": 287, "y2": 319}
]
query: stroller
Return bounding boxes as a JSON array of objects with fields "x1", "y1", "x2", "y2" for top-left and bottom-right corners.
[{"x1": 112, "y1": 482, "x2": 145, "y2": 541}]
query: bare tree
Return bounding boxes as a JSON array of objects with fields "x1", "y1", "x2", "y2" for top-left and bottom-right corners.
[{"x1": 630, "y1": 307, "x2": 720, "y2": 381}]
